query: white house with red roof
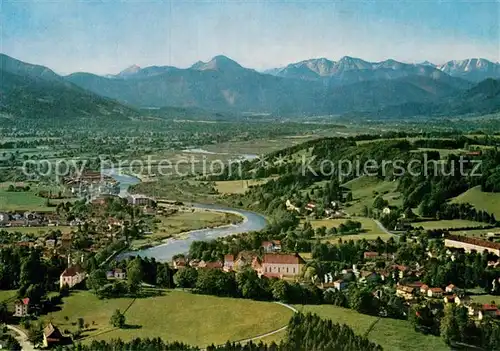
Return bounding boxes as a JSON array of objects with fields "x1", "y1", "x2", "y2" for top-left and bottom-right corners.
[{"x1": 14, "y1": 298, "x2": 30, "y2": 317}]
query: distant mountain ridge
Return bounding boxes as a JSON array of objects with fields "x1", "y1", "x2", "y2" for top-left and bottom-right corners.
[
  {"x1": 64, "y1": 54, "x2": 474, "y2": 114},
  {"x1": 437, "y1": 58, "x2": 500, "y2": 82},
  {"x1": 1, "y1": 53, "x2": 498, "y2": 120},
  {"x1": 0, "y1": 54, "x2": 139, "y2": 120},
  {"x1": 265, "y1": 56, "x2": 500, "y2": 84}
]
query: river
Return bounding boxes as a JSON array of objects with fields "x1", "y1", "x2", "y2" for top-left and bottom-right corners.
[{"x1": 102, "y1": 169, "x2": 268, "y2": 261}]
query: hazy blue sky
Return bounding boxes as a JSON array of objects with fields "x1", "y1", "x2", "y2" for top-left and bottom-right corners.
[{"x1": 1, "y1": 0, "x2": 499, "y2": 75}]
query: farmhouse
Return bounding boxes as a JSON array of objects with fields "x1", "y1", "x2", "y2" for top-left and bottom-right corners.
[
  {"x1": 43, "y1": 323, "x2": 63, "y2": 348},
  {"x1": 60, "y1": 265, "x2": 86, "y2": 289},
  {"x1": 261, "y1": 253, "x2": 305, "y2": 278},
  {"x1": 445, "y1": 234, "x2": 500, "y2": 256}
]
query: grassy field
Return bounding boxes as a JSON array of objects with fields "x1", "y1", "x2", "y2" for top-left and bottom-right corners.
[
  {"x1": 294, "y1": 305, "x2": 447, "y2": 351},
  {"x1": 451, "y1": 186, "x2": 500, "y2": 218},
  {"x1": 343, "y1": 176, "x2": 402, "y2": 215},
  {"x1": 215, "y1": 178, "x2": 271, "y2": 194},
  {"x1": 0, "y1": 188, "x2": 53, "y2": 211},
  {"x1": 449, "y1": 227, "x2": 500, "y2": 238},
  {"x1": 0, "y1": 182, "x2": 73, "y2": 211},
  {"x1": 47, "y1": 290, "x2": 293, "y2": 347},
  {"x1": 3, "y1": 225, "x2": 72, "y2": 235},
  {"x1": 410, "y1": 147, "x2": 462, "y2": 158},
  {"x1": 470, "y1": 294, "x2": 499, "y2": 305},
  {"x1": 412, "y1": 219, "x2": 486, "y2": 230},
  {"x1": 0, "y1": 290, "x2": 20, "y2": 313},
  {"x1": 306, "y1": 217, "x2": 395, "y2": 241},
  {"x1": 0, "y1": 290, "x2": 17, "y2": 303}
]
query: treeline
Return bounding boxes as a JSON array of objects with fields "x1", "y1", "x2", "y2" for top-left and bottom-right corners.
[
  {"x1": 86, "y1": 256, "x2": 174, "y2": 299},
  {"x1": 410, "y1": 303, "x2": 500, "y2": 349},
  {"x1": 64, "y1": 313, "x2": 382, "y2": 351},
  {"x1": 173, "y1": 267, "x2": 322, "y2": 305},
  {"x1": 0, "y1": 247, "x2": 65, "y2": 304}
]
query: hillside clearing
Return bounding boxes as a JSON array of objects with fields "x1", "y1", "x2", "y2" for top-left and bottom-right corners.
[
  {"x1": 412, "y1": 219, "x2": 486, "y2": 230},
  {"x1": 451, "y1": 186, "x2": 500, "y2": 218}
]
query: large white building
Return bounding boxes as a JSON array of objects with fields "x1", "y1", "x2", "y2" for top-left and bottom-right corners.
[
  {"x1": 445, "y1": 235, "x2": 500, "y2": 256},
  {"x1": 60, "y1": 265, "x2": 86, "y2": 289}
]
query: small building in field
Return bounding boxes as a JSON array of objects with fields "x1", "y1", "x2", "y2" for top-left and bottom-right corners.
[
  {"x1": 60, "y1": 265, "x2": 86, "y2": 289},
  {"x1": 43, "y1": 323, "x2": 63, "y2": 348},
  {"x1": 113, "y1": 268, "x2": 126, "y2": 280},
  {"x1": 14, "y1": 298, "x2": 30, "y2": 317}
]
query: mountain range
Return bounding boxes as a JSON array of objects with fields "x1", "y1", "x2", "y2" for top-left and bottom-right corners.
[
  {"x1": 265, "y1": 57, "x2": 500, "y2": 84},
  {"x1": 0, "y1": 54, "x2": 139, "y2": 120},
  {"x1": 1, "y1": 53, "x2": 500, "y2": 120}
]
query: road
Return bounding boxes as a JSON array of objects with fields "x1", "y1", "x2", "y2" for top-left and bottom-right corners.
[
  {"x1": 6, "y1": 324, "x2": 36, "y2": 351},
  {"x1": 222, "y1": 302, "x2": 298, "y2": 345},
  {"x1": 374, "y1": 219, "x2": 392, "y2": 235}
]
